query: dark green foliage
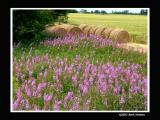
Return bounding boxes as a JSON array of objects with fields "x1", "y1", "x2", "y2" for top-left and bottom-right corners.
[{"x1": 13, "y1": 10, "x2": 68, "y2": 44}]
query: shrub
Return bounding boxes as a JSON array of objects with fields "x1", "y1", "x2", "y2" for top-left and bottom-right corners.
[{"x1": 13, "y1": 10, "x2": 68, "y2": 44}]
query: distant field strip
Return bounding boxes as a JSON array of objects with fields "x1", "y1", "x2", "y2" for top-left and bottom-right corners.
[{"x1": 68, "y1": 13, "x2": 147, "y2": 44}]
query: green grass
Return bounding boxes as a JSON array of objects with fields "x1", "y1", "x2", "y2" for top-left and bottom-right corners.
[
  {"x1": 13, "y1": 44, "x2": 147, "y2": 75},
  {"x1": 68, "y1": 13, "x2": 147, "y2": 44}
]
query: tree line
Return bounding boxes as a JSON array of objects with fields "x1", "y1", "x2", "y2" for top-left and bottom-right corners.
[{"x1": 78, "y1": 9, "x2": 148, "y2": 15}]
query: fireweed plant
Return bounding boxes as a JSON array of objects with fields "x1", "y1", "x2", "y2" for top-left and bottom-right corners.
[{"x1": 13, "y1": 34, "x2": 148, "y2": 111}]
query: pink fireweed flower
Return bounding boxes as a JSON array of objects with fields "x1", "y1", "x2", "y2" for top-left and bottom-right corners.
[
  {"x1": 32, "y1": 90, "x2": 37, "y2": 97},
  {"x1": 67, "y1": 66, "x2": 72, "y2": 74},
  {"x1": 42, "y1": 82, "x2": 47, "y2": 88},
  {"x1": 37, "y1": 83, "x2": 42, "y2": 92},
  {"x1": 114, "y1": 79, "x2": 120, "y2": 95},
  {"x1": 29, "y1": 71, "x2": 32, "y2": 78},
  {"x1": 44, "y1": 93, "x2": 52, "y2": 103},
  {"x1": 34, "y1": 106, "x2": 39, "y2": 111},
  {"x1": 55, "y1": 68, "x2": 62, "y2": 76},
  {"x1": 37, "y1": 82, "x2": 46, "y2": 94},
  {"x1": 72, "y1": 75, "x2": 77, "y2": 86},
  {"x1": 44, "y1": 70, "x2": 48, "y2": 79},
  {"x1": 67, "y1": 91, "x2": 74, "y2": 99},
  {"x1": 20, "y1": 99, "x2": 25, "y2": 106},
  {"x1": 31, "y1": 79, "x2": 36, "y2": 86},
  {"x1": 71, "y1": 97, "x2": 80, "y2": 110},
  {"x1": 119, "y1": 95, "x2": 125, "y2": 104},
  {"x1": 16, "y1": 89, "x2": 22, "y2": 99},
  {"x1": 54, "y1": 100, "x2": 61, "y2": 111},
  {"x1": 114, "y1": 87, "x2": 120, "y2": 95},
  {"x1": 98, "y1": 73, "x2": 106, "y2": 80},
  {"x1": 25, "y1": 84, "x2": 31, "y2": 97},
  {"x1": 91, "y1": 67, "x2": 97, "y2": 77},
  {"x1": 102, "y1": 65, "x2": 107, "y2": 71},
  {"x1": 64, "y1": 91, "x2": 74, "y2": 107},
  {"x1": 79, "y1": 84, "x2": 88, "y2": 94},
  {"x1": 99, "y1": 82, "x2": 107, "y2": 94},
  {"x1": 44, "y1": 53, "x2": 48, "y2": 61},
  {"x1": 13, "y1": 98, "x2": 20, "y2": 110},
  {"x1": 31, "y1": 79, "x2": 36, "y2": 90},
  {"x1": 53, "y1": 75, "x2": 59, "y2": 81},
  {"x1": 38, "y1": 93, "x2": 41, "y2": 99},
  {"x1": 72, "y1": 101, "x2": 80, "y2": 111},
  {"x1": 89, "y1": 77, "x2": 94, "y2": 86},
  {"x1": 26, "y1": 99, "x2": 30, "y2": 109},
  {"x1": 83, "y1": 79, "x2": 90, "y2": 86}
]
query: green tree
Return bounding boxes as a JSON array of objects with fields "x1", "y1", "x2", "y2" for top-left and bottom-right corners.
[
  {"x1": 13, "y1": 10, "x2": 68, "y2": 44},
  {"x1": 80, "y1": 9, "x2": 88, "y2": 13},
  {"x1": 140, "y1": 9, "x2": 147, "y2": 15},
  {"x1": 94, "y1": 10, "x2": 100, "y2": 14},
  {"x1": 101, "y1": 10, "x2": 107, "y2": 14}
]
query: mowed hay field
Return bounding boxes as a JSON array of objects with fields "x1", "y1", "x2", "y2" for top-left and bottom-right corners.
[{"x1": 68, "y1": 13, "x2": 147, "y2": 44}]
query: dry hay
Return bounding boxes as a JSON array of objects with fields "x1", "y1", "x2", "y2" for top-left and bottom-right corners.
[
  {"x1": 83, "y1": 26, "x2": 93, "y2": 35},
  {"x1": 102, "y1": 28, "x2": 114, "y2": 39},
  {"x1": 89, "y1": 26, "x2": 99, "y2": 35},
  {"x1": 117, "y1": 43, "x2": 147, "y2": 53},
  {"x1": 94, "y1": 27, "x2": 108, "y2": 37},
  {"x1": 44, "y1": 26, "x2": 56, "y2": 33},
  {"x1": 79, "y1": 24, "x2": 89, "y2": 31},
  {"x1": 58, "y1": 24, "x2": 83, "y2": 35},
  {"x1": 109, "y1": 28, "x2": 129, "y2": 43},
  {"x1": 43, "y1": 26, "x2": 67, "y2": 36},
  {"x1": 51, "y1": 26, "x2": 67, "y2": 36}
]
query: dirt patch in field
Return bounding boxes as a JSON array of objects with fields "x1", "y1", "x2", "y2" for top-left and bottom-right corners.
[{"x1": 117, "y1": 43, "x2": 147, "y2": 53}]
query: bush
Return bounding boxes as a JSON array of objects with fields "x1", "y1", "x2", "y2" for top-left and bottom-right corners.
[{"x1": 13, "y1": 10, "x2": 68, "y2": 44}]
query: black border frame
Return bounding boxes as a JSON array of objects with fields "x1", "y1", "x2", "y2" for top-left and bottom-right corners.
[{"x1": 1, "y1": 0, "x2": 159, "y2": 119}]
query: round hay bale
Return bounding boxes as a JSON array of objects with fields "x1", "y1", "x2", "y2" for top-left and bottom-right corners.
[
  {"x1": 95, "y1": 27, "x2": 108, "y2": 37},
  {"x1": 103, "y1": 28, "x2": 114, "y2": 39},
  {"x1": 52, "y1": 26, "x2": 67, "y2": 36},
  {"x1": 83, "y1": 26, "x2": 93, "y2": 35},
  {"x1": 58, "y1": 24, "x2": 83, "y2": 35},
  {"x1": 89, "y1": 26, "x2": 99, "y2": 35},
  {"x1": 109, "y1": 28, "x2": 129, "y2": 43},
  {"x1": 79, "y1": 24, "x2": 89, "y2": 31},
  {"x1": 44, "y1": 26, "x2": 56, "y2": 33}
]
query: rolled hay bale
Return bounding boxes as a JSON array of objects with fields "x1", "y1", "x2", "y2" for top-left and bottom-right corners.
[
  {"x1": 94, "y1": 27, "x2": 108, "y2": 37},
  {"x1": 44, "y1": 26, "x2": 56, "y2": 33},
  {"x1": 58, "y1": 24, "x2": 83, "y2": 35},
  {"x1": 89, "y1": 26, "x2": 99, "y2": 35},
  {"x1": 83, "y1": 26, "x2": 93, "y2": 35},
  {"x1": 79, "y1": 24, "x2": 89, "y2": 31},
  {"x1": 117, "y1": 43, "x2": 147, "y2": 53},
  {"x1": 51, "y1": 26, "x2": 67, "y2": 36},
  {"x1": 109, "y1": 28, "x2": 129, "y2": 43},
  {"x1": 102, "y1": 28, "x2": 114, "y2": 39}
]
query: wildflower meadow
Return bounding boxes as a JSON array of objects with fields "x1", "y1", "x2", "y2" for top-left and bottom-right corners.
[{"x1": 12, "y1": 34, "x2": 148, "y2": 111}]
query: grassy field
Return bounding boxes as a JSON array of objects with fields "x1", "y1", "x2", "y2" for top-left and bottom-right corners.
[{"x1": 68, "y1": 13, "x2": 148, "y2": 44}]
